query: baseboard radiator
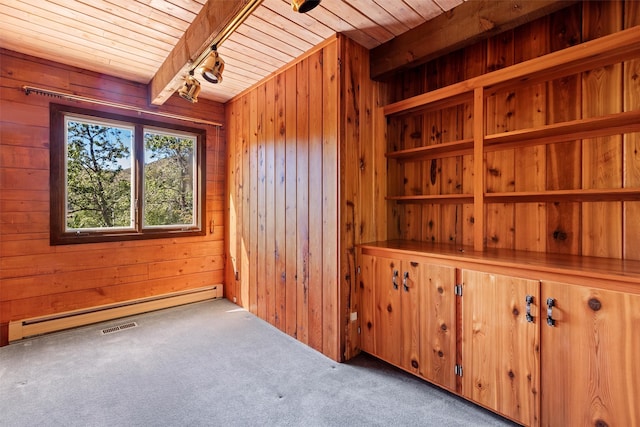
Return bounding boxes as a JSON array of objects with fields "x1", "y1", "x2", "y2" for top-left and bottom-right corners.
[{"x1": 8, "y1": 285, "x2": 223, "y2": 342}]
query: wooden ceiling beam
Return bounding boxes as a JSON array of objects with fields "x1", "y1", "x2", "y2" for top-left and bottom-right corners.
[
  {"x1": 370, "y1": 0, "x2": 579, "y2": 80},
  {"x1": 149, "y1": 0, "x2": 252, "y2": 105}
]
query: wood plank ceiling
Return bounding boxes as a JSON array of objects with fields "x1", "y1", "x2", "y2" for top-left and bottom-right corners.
[{"x1": 0, "y1": 0, "x2": 461, "y2": 104}]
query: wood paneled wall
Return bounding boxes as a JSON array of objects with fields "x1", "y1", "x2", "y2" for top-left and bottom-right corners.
[
  {"x1": 384, "y1": 0, "x2": 640, "y2": 260},
  {"x1": 225, "y1": 35, "x2": 385, "y2": 361},
  {"x1": 0, "y1": 49, "x2": 226, "y2": 345}
]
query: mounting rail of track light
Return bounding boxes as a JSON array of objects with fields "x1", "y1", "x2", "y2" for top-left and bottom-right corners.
[
  {"x1": 179, "y1": 0, "x2": 321, "y2": 103},
  {"x1": 179, "y1": 0, "x2": 261, "y2": 103}
]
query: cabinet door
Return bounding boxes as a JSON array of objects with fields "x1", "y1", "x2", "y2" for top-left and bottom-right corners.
[
  {"x1": 541, "y1": 281, "x2": 640, "y2": 427},
  {"x1": 373, "y1": 255, "x2": 403, "y2": 366},
  {"x1": 359, "y1": 253, "x2": 375, "y2": 354},
  {"x1": 418, "y1": 263, "x2": 456, "y2": 391},
  {"x1": 400, "y1": 260, "x2": 421, "y2": 374},
  {"x1": 461, "y1": 270, "x2": 540, "y2": 426}
]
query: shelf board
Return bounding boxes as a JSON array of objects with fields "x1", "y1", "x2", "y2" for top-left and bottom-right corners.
[
  {"x1": 484, "y1": 110, "x2": 640, "y2": 151},
  {"x1": 383, "y1": 88, "x2": 473, "y2": 117},
  {"x1": 484, "y1": 188, "x2": 640, "y2": 203},
  {"x1": 382, "y1": 26, "x2": 640, "y2": 119},
  {"x1": 481, "y1": 25, "x2": 640, "y2": 95},
  {"x1": 387, "y1": 189, "x2": 640, "y2": 205},
  {"x1": 386, "y1": 194, "x2": 474, "y2": 204},
  {"x1": 386, "y1": 138, "x2": 474, "y2": 161}
]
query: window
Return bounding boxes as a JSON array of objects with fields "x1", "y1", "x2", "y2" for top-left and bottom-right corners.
[{"x1": 50, "y1": 104, "x2": 206, "y2": 244}]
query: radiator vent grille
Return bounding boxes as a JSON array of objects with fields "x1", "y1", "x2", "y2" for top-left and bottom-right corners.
[{"x1": 101, "y1": 322, "x2": 138, "y2": 335}]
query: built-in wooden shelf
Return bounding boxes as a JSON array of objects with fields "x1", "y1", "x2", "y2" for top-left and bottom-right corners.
[
  {"x1": 484, "y1": 110, "x2": 640, "y2": 151},
  {"x1": 383, "y1": 25, "x2": 640, "y2": 118},
  {"x1": 382, "y1": 25, "x2": 640, "y2": 252},
  {"x1": 386, "y1": 194, "x2": 474, "y2": 204},
  {"x1": 484, "y1": 188, "x2": 640, "y2": 203},
  {"x1": 383, "y1": 89, "x2": 473, "y2": 117},
  {"x1": 386, "y1": 138, "x2": 474, "y2": 161}
]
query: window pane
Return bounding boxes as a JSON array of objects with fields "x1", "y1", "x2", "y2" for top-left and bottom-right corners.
[
  {"x1": 65, "y1": 118, "x2": 134, "y2": 230},
  {"x1": 143, "y1": 130, "x2": 196, "y2": 228}
]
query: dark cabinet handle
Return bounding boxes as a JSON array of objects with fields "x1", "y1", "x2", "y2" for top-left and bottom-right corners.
[
  {"x1": 392, "y1": 270, "x2": 399, "y2": 290},
  {"x1": 403, "y1": 271, "x2": 409, "y2": 292},
  {"x1": 546, "y1": 297, "x2": 556, "y2": 327},
  {"x1": 525, "y1": 295, "x2": 534, "y2": 323}
]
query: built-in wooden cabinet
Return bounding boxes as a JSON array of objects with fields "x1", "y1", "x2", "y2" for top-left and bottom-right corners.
[
  {"x1": 356, "y1": 6, "x2": 640, "y2": 427},
  {"x1": 360, "y1": 253, "x2": 456, "y2": 391},
  {"x1": 358, "y1": 241, "x2": 640, "y2": 426},
  {"x1": 363, "y1": 25, "x2": 640, "y2": 424}
]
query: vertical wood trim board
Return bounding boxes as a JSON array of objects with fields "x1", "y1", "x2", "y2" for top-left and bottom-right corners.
[
  {"x1": 623, "y1": 0, "x2": 640, "y2": 260},
  {"x1": 321, "y1": 39, "x2": 340, "y2": 360}
]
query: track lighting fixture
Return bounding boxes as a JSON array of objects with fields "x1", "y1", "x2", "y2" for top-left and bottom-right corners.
[
  {"x1": 291, "y1": 0, "x2": 321, "y2": 13},
  {"x1": 176, "y1": 0, "x2": 320, "y2": 103},
  {"x1": 178, "y1": 75, "x2": 201, "y2": 103},
  {"x1": 197, "y1": 49, "x2": 225, "y2": 84}
]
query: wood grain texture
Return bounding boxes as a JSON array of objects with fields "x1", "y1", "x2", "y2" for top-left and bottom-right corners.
[
  {"x1": 401, "y1": 69, "x2": 424, "y2": 242},
  {"x1": 284, "y1": 65, "x2": 298, "y2": 338},
  {"x1": 545, "y1": 4, "x2": 582, "y2": 256},
  {"x1": 296, "y1": 57, "x2": 310, "y2": 345},
  {"x1": 472, "y1": 87, "x2": 485, "y2": 252},
  {"x1": 308, "y1": 50, "x2": 324, "y2": 352},
  {"x1": 373, "y1": 255, "x2": 403, "y2": 366},
  {"x1": 513, "y1": 18, "x2": 549, "y2": 253},
  {"x1": 581, "y1": 1, "x2": 623, "y2": 259},
  {"x1": 149, "y1": 0, "x2": 250, "y2": 104},
  {"x1": 0, "y1": 50, "x2": 225, "y2": 344},
  {"x1": 386, "y1": 113, "x2": 403, "y2": 240},
  {"x1": 461, "y1": 270, "x2": 540, "y2": 426},
  {"x1": 541, "y1": 280, "x2": 640, "y2": 426},
  {"x1": 256, "y1": 81, "x2": 267, "y2": 321},
  {"x1": 484, "y1": 30, "x2": 516, "y2": 250},
  {"x1": 321, "y1": 38, "x2": 339, "y2": 360},
  {"x1": 418, "y1": 263, "x2": 456, "y2": 391},
  {"x1": 463, "y1": 42, "x2": 486, "y2": 248},
  {"x1": 225, "y1": 99, "x2": 238, "y2": 304},
  {"x1": 341, "y1": 39, "x2": 360, "y2": 359},
  {"x1": 438, "y1": 53, "x2": 465, "y2": 247},
  {"x1": 623, "y1": 0, "x2": 640, "y2": 260},
  {"x1": 370, "y1": 0, "x2": 576, "y2": 79},
  {"x1": 240, "y1": 94, "x2": 251, "y2": 309},
  {"x1": 224, "y1": 36, "x2": 379, "y2": 361},
  {"x1": 360, "y1": 239, "x2": 640, "y2": 294},
  {"x1": 421, "y1": 64, "x2": 442, "y2": 244},
  {"x1": 264, "y1": 78, "x2": 276, "y2": 326},
  {"x1": 358, "y1": 253, "x2": 376, "y2": 354},
  {"x1": 248, "y1": 88, "x2": 259, "y2": 314},
  {"x1": 400, "y1": 260, "x2": 421, "y2": 374},
  {"x1": 274, "y1": 73, "x2": 287, "y2": 328},
  {"x1": 382, "y1": 24, "x2": 640, "y2": 117},
  {"x1": 383, "y1": 2, "x2": 638, "y2": 261}
]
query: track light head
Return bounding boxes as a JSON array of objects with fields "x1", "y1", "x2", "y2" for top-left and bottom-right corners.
[
  {"x1": 198, "y1": 50, "x2": 225, "y2": 84},
  {"x1": 291, "y1": 0, "x2": 321, "y2": 13},
  {"x1": 178, "y1": 75, "x2": 201, "y2": 103}
]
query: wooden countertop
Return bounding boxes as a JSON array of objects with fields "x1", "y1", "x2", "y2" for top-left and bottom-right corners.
[{"x1": 359, "y1": 240, "x2": 640, "y2": 292}]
